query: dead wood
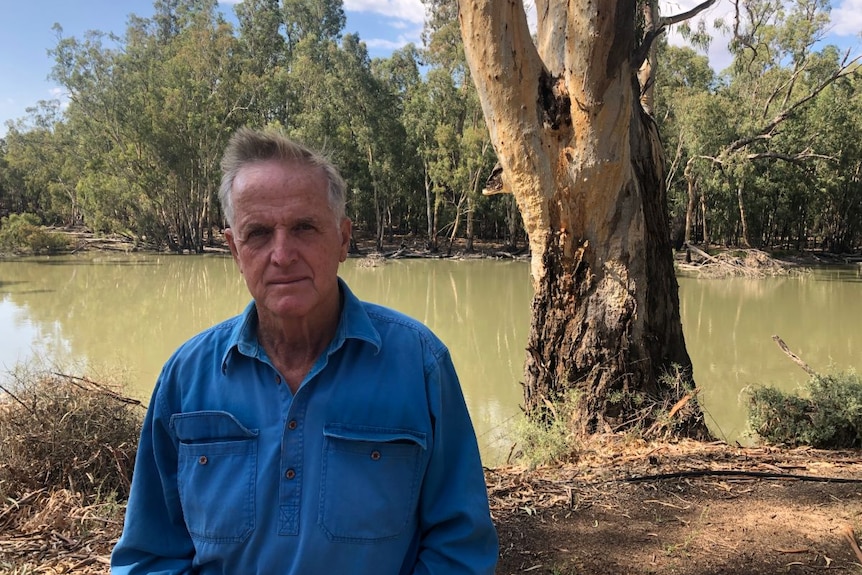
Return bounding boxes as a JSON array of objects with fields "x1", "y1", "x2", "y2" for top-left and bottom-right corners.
[{"x1": 771, "y1": 335, "x2": 818, "y2": 376}]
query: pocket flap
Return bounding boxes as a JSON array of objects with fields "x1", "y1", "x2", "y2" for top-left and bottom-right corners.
[
  {"x1": 171, "y1": 410, "x2": 258, "y2": 442},
  {"x1": 323, "y1": 423, "x2": 427, "y2": 450}
]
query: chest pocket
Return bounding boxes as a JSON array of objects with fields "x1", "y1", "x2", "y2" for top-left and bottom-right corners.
[
  {"x1": 172, "y1": 411, "x2": 259, "y2": 543},
  {"x1": 320, "y1": 424, "x2": 427, "y2": 542}
]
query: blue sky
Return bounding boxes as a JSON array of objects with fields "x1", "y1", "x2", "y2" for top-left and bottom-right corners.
[{"x1": 1, "y1": 0, "x2": 860, "y2": 136}]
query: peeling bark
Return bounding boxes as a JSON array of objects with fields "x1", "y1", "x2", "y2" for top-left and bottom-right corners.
[{"x1": 459, "y1": 0, "x2": 708, "y2": 437}]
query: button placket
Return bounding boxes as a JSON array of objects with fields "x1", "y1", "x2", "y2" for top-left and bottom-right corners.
[{"x1": 278, "y1": 395, "x2": 305, "y2": 536}]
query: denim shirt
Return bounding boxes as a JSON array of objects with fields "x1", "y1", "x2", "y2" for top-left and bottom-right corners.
[{"x1": 111, "y1": 280, "x2": 498, "y2": 575}]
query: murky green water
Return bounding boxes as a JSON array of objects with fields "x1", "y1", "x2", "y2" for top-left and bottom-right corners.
[{"x1": 1, "y1": 254, "x2": 860, "y2": 464}]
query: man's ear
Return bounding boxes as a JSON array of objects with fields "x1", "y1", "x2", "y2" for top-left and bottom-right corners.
[
  {"x1": 339, "y1": 218, "x2": 352, "y2": 262},
  {"x1": 225, "y1": 228, "x2": 241, "y2": 269}
]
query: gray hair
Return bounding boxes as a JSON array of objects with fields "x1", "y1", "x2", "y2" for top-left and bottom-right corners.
[{"x1": 218, "y1": 127, "x2": 347, "y2": 228}]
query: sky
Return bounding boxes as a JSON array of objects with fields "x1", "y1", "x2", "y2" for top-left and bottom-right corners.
[{"x1": 1, "y1": 0, "x2": 860, "y2": 136}]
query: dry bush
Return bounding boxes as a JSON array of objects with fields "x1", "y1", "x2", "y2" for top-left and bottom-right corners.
[{"x1": 0, "y1": 370, "x2": 143, "y2": 501}]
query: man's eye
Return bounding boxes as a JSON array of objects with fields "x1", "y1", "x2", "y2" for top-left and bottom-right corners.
[{"x1": 245, "y1": 228, "x2": 270, "y2": 239}]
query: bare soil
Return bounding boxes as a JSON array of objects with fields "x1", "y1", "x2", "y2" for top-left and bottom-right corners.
[
  {"x1": 491, "y1": 437, "x2": 862, "y2": 575},
  {"x1": 2, "y1": 438, "x2": 861, "y2": 574}
]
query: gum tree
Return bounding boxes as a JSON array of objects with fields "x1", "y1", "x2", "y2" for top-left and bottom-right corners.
[{"x1": 457, "y1": 0, "x2": 715, "y2": 435}]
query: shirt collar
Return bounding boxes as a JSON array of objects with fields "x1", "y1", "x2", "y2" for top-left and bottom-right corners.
[{"x1": 221, "y1": 278, "x2": 382, "y2": 372}]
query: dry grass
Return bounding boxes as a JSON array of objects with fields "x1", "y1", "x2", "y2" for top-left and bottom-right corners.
[
  {"x1": 0, "y1": 370, "x2": 142, "y2": 573},
  {"x1": 0, "y1": 371, "x2": 143, "y2": 500}
]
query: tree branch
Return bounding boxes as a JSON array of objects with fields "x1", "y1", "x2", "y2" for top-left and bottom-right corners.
[
  {"x1": 633, "y1": 0, "x2": 718, "y2": 68},
  {"x1": 727, "y1": 53, "x2": 861, "y2": 154}
]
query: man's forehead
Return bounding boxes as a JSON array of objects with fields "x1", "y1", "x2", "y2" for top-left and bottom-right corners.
[{"x1": 237, "y1": 158, "x2": 326, "y2": 180}]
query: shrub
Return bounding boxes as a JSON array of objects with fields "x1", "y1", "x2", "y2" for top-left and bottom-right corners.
[
  {"x1": 0, "y1": 213, "x2": 71, "y2": 254},
  {"x1": 746, "y1": 371, "x2": 862, "y2": 448},
  {"x1": 0, "y1": 369, "x2": 143, "y2": 500},
  {"x1": 512, "y1": 389, "x2": 582, "y2": 468}
]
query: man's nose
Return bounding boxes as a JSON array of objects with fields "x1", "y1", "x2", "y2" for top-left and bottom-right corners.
[{"x1": 270, "y1": 229, "x2": 297, "y2": 266}]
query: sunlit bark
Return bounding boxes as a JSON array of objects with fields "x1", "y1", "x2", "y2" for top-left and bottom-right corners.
[{"x1": 459, "y1": 0, "x2": 708, "y2": 436}]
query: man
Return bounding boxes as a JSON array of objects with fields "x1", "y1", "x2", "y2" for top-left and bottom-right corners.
[{"x1": 111, "y1": 127, "x2": 499, "y2": 574}]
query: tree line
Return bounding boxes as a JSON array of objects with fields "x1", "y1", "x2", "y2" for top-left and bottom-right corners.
[{"x1": 0, "y1": 0, "x2": 859, "y2": 255}]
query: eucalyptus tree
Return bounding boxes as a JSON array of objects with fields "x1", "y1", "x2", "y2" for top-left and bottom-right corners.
[
  {"x1": 652, "y1": 43, "x2": 717, "y2": 245},
  {"x1": 0, "y1": 138, "x2": 10, "y2": 215},
  {"x1": 805, "y1": 70, "x2": 862, "y2": 251},
  {"x1": 689, "y1": 0, "x2": 859, "y2": 248},
  {"x1": 458, "y1": 0, "x2": 722, "y2": 435},
  {"x1": 336, "y1": 34, "x2": 416, "y2": 250},
  {"x1": 397, "y1": 51, "x2": 444, "y2": 248},
  {"x1": 1, "y1": 101, "x2": 83, "y2": 226},
  {"x1": 371, "y1": 46, "x2": 429, "y2": 240},
  {"x1": 282, "y1": 0, "x2": 345, "y2": 56},
  {"x1": 419, "y1": 0, "x2": 497, "y2": 253},
  {"x1": 50, "y1": 0, "x2": 246, "y2": 251},
  {"x1": 148, "y1": 1, "x2": 247, "y2": 250},
  {"x1": 234, "y1": 0, "x2": 290, "y2": 125}
]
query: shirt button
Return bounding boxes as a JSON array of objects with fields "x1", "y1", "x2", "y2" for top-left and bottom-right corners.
[
  {"x1": 370, "y1": 450, "x2": 381, "y2": 461},
  {"x1": 275, "y1": 375, "x2": 282, "y2": 385},
  {"x1": 287, "y1": 420, "x2": 298, "y2": 430},
  {"x1": 285, "y1": 468, "x2": 296, "y2": 480},
  {"x1": 198, "y1": 455, "x2": 208, "y2": 465}
]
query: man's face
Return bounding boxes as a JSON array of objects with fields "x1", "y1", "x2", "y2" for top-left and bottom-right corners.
[{"x1": 225, "y1": 159, "x2": 351, "y2": 325}]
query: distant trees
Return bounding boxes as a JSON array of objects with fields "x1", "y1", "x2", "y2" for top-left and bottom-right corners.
[
  {"x1": 0, "y1": 0, "x2": 859, "y2": 256},
  {"x1": 656, "y1": 0, "x2": 861, "y2": 251}
]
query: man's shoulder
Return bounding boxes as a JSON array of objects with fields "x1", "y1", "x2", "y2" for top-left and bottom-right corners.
[
  {"x1": 359, "y1": 301, "x2": 445, "y2": 349},
  {"x1": 170, "y1": 313, "x2": 243, "y2": 359}
]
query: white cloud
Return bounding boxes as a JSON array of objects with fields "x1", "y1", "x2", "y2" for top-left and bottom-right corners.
[
  {"x1": 830, "y1": 0, "x2": 862, "y2": 36},
  {"x1": 660, "y1": 0, "x2": 735, "y2": 72},
  {"x1": 363, "y1": 37, "x2": 408, "y2": 51},
  {"x1": 49, "y1": 87, "x2": 70, "y2": 111},
  {"x1": 344, "y1": 0, "x2": 426, "y2": 24}
]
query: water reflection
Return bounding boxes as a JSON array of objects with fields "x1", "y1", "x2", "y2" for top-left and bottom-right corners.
[
  {"x1": 1, "y1": 255, "x2": 860, "y2": 464},
  {"x1": 679, "y1": 268, "x2": 862, "y2": 443}
]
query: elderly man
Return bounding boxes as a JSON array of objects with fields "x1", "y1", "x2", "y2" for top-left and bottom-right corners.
[{"x1": 111, "y1": 127, "x2": 499, "y2": 574}]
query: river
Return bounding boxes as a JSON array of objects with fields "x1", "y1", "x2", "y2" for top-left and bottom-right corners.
[{"x1": 1, "y1": 254, "x2": 860, "y2": 465}]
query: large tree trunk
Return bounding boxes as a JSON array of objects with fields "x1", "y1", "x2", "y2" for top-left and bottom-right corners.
[{"x1": 459, "y1": 0, "x2": 708, "y2": 437}]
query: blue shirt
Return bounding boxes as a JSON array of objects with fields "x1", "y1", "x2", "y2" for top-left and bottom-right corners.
[{"x1": 111, "y1": 279, "x2": 498, "y2": 575}]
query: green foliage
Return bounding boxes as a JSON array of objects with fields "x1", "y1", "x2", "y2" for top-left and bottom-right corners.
[
  {"x1": 747, "y1": 371, "x2": 862, "y2": 448},
  {"x1": 1, "y1": 0, "x2": 858, "y2": 254},
  {"x1": 512, "y1": 389, "x2": 582, "y2": 468},
  {"x1": 657, "y1": 0, "x2": 862, "y2": 251},
  {"x1": 0, "y1": 213, "x2": 71, "y2": 254}
]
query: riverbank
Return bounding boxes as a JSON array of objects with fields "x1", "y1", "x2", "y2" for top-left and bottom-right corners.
[
  {"x1": 44, "y1": 227, "x2": 862, "y2": 274},
  {"x1": 2, "y1": 436, "x2": 861, "y2": 574},
  {"x1": 2, "y1": 233, "x2": 860, "y2": 573}
]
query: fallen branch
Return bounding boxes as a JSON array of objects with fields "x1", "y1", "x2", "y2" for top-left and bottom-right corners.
[
  {"x1": 53, "y1": 372, "x2": 144, "y2": 408},
  {"x1": 771, "y1": 335, "x2": 817, "y2": 376},
  {"x1": 607, "y1": 469, "x2": 862, "y2": 484}
]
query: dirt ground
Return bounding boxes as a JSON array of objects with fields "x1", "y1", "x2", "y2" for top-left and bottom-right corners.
[
  {"x1": 2, "y1": 438, "x2": 861, "y2": 574},
  {"x1": 490, "y1": 437, "x2": 862, "y2": 575}
]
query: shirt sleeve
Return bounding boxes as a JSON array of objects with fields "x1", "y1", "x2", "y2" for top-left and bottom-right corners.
[
  {"x1": 111, "y1": 383, "x2": 196, "y2": 575},
  {"x1": 412, "y1": 350, "x2": 499, "y2": 575}
]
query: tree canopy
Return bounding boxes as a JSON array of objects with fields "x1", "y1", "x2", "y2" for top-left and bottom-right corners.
[{"x1": 0, "y1": 0, "x2": 858, "y2": 256}]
